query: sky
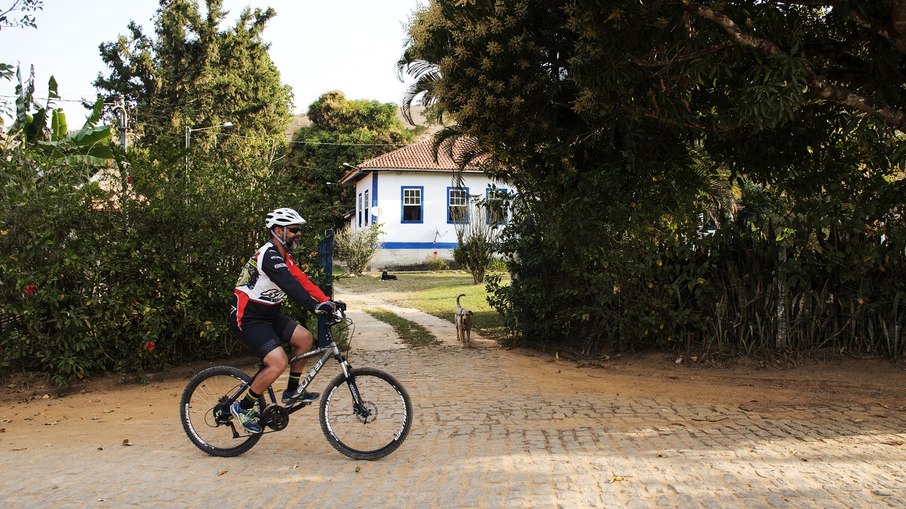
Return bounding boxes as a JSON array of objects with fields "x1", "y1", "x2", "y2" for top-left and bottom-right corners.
[{"x1": 0, "y1": 0, "x2": 425, "y2": 124}]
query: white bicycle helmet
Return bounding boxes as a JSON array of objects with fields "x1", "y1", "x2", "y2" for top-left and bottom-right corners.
[{"x1": 265, "y1": 207, "x2": 306, "y2": 229}]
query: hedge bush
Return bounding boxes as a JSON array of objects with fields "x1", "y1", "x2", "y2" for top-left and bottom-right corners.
[
  {"x1": 0, "y1": 147, "x2": 322, "y2": 385},
  {"x1": 488, "y1": 188, "x2": 906, "y2": 361}
]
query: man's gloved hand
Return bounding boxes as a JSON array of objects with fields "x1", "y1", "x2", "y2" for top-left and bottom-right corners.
[
  {"x1": 334, "y1": 300, "x2": 347, "y2": 311},
  {"x1": 315, "y1": 301, "x2": 336, "y2": 314}
]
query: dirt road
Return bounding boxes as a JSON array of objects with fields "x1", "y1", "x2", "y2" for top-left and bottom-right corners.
[{"x1": 1, "y1": 295, "x2": 904, "y2": 508}]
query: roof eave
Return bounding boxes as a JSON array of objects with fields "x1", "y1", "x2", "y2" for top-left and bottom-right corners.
[
  {"x1": 338, "y1": 167, "x2": 365, "y2": 185},
  {"x1": 339, "y1": 163, "x2": 486, "y2": 185}
]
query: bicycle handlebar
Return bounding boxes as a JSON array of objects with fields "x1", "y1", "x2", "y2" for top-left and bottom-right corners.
[
  {"x1": 314, "y1": 301, "x2": 347, "y2": 323},
  {"x1": 314, "y1": 301, "x2": 346, "y2": 312}
]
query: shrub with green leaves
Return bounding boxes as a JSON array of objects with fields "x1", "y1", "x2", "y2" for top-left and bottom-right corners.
[
  {"x1": 488, "y1": 184, "x2": 906, "y2": 360},
  {"x1": 452, "y1": 198, "x2": 498, "y2": 284},
  {"x1": 0, "y1": 142, "x2": 322, "y2": 385},
  {"x1": 335, "y1": 223, "x2": 383, "y2": 276},
  {"x1": 424, "y1": 251, "x2": 449, "y2": 271}
]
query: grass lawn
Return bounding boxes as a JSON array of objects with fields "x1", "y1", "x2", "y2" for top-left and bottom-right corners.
[
  {"x1": 334, "y1": 271, "x2": 508, "y2": 340},
  {"x1": 363, "y1": 308, "x2": 439, "y2": 347}
]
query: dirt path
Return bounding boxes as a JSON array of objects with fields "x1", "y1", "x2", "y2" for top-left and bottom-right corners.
[
  {"x1": 338, "y1": 286, "x2": 495, "y2": 348},
  {"x1": 1, "y1": 288, "x2": 905, "y2": 507},
  {"x1": 3, "y1": 288, "x2": 905, "y2": 425},
  {"x1": 3, "y1": 289, "x2": 905, "y2": 428}
]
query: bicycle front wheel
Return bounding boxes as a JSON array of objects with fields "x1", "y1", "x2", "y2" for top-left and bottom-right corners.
[
  {"x1": 179, "y1": 365, "x2": 262, "y2": 457},
  {"x1": 319, "y1": 367, "x2": 413, "y2": 460}
]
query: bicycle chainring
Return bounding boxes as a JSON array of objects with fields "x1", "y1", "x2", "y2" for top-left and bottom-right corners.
[{"x1": 261, "y1": 404, "x2": 290, "y2": 431}]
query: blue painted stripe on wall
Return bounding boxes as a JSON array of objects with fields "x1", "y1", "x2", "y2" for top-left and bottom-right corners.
[{"x1": 382, "y1": 242, "x2": 459, "y2": 249}]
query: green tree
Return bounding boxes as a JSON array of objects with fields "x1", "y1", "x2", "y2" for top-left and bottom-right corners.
[
  {"x1": 335, "y1": 222, "x2": 384, "y2": 276},
  {"x1": 94, "y1": 0, "x2": 292, "y2": 156},
  {"x1": 0, "y1": 0, "x2": 42, "y2": 120},
  {"x1": 0, "y1": 1, "x2": 325, "y2": 385},
  {"x1": 401, "y1": 0, "x2": 906, "y2": 214},
  {"x1": 564, "y1": 0, "x2": 906, "y2": 207},
  {"x1": 402, "y1": 1, "x2": 906, "y2": 358},
  {"x1": 286, "y1": 91, "x2": 414, "y2": 230},
  {"x1": 0, "y1": 0, "x2": 42, "y2": 31},
  {"x1": 5, "y1": 65, "x2": 114, "y2": 163}
]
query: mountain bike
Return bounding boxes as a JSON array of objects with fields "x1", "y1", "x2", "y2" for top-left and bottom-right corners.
[{"x1": 179, "y1": 305, "x2": 413, "y2": 460}]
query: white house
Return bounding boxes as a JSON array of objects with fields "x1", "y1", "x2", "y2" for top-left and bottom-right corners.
[{"x1": 339, "y1": 137, "x2": 513, "y2": 269}]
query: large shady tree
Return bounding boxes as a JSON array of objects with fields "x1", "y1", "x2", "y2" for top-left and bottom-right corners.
[
  {"x1": 400, "y1": 1, "x2": 906, "y2": 357},
  {"x1": 286, "y1": 91, "x2": 414, "y2": 231},
  {"x1": 94, "y1": 0, "x2": 292, "y2": 157}
]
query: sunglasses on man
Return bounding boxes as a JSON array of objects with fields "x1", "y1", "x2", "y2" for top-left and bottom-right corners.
[{"x1": 286, "y1": 226, "x2": 302, "y2": 234}]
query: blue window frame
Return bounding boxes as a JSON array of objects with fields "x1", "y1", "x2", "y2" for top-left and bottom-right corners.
[
  {"x1": 401, "y1": 186, "x2": 424, "y2": 223},
  {"x1": 447, "y1": 186, "x2": 469, "y2": 224},
  {"x1": 486, "y1": 187, "x2": 509, "y2": 225}
]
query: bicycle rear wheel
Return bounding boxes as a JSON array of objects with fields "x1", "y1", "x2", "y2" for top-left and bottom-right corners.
[
  {"x1": 319, "y1": 367, "x2": 413, "y2": 460},
  {"x1": 179, "y1": 365, "x2": 262, "y2": 457}
]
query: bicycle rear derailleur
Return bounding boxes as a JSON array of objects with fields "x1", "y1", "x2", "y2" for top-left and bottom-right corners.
[{"x1": 261, "y1": 404, "x2": 289, "y2": 431}]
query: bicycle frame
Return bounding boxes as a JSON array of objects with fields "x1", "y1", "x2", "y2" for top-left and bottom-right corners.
[
  {"x1": 280, "y1": 342, "x2": 352, "y2": 415},
  {"x1": 225, "y1": 315, "x2": 358, "y2": 419}
]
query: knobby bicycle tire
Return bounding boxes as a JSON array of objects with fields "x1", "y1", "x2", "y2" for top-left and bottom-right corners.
[
  {"x1": 319, "y1": 367, "x2": 413, "y2": 460},
  {"x1": 180, "y1": 365, "x2": 262, "y2": 457}
]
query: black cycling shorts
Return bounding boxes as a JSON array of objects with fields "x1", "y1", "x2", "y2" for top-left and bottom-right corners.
[{"x1": 230, "y1": 315, "x2": 299, "y2": 358}]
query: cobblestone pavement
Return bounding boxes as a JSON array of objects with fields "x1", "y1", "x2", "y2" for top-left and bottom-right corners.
[{"x1": 1, "y1": 319, "x2": 904, "y2": 507}]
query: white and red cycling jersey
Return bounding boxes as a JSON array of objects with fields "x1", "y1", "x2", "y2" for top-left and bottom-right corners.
[{"x1": 232, "y1": 241, "x2": 329, "y2": 329}]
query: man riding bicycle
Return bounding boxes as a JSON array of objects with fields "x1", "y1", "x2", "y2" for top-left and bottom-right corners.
[{"x1": 228, "y1": 207, "x2": 338, "y2": 433}]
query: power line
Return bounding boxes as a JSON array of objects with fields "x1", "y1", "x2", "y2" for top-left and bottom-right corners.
[
  {"x1": 214, "y1": 132, "x2": 410, "y2": 147},
  {"x1": 0, "y1": 94, "x2": 93, "y2": 104},
  {"x1": 0, "y1": 100, "x2": 413, "y2": 148}
]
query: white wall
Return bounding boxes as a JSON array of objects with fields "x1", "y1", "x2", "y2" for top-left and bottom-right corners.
[{"x1": 349, "y1": 169, "x2": 510, "y2": 269}]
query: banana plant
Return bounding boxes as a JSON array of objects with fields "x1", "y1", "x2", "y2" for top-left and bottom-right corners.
[
  {"x1": 0, "y1": 62, "x2": 13, "y2": 81},
  {"x1": 7, "y1": 64, "x2": 114, "y2": 163}
]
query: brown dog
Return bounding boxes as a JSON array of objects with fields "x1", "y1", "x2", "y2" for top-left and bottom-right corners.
[{"x1": 455, "y1": 294, "x2": 474, "y2": 347}]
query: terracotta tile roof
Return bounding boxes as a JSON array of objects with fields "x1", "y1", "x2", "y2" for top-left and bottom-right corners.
[
  {"x1": 339, "y1": 136, "x2": 491, "y2": 184},
  {"x1": 366, "y1": 136, "x2": 485, "y2": 170}
]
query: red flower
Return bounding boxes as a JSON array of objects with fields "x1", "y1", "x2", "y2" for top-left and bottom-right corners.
[
  {"x1": 433, "y1": 250, "x2": 438, "y2": 256},
  {"x1": 144, "y1": 341, "x2": 156, "y2": 352},
  {"x1": 126, "y1": 175, "x2": 135, "y2": 185},
  {"x1": 23, "y1": 283, "x2": 37, "y2": 296}
]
